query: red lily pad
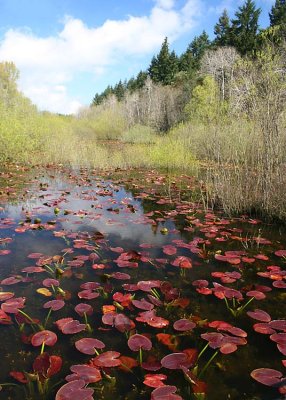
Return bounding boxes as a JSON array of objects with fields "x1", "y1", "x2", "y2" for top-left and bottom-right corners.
[
  {"x1": 55, "y1": 379, "x2": 94, "y2": 400},
  {"x1": 269, "y1": 320, "x2": 286, "y2": 331},
  {"x1": 132, "y1": 298, "x2": 154, "y2": 311},
  {"x1": 247, "y1": 309, "x2": 271, "y2": 322},
  {"x1": 43, "y1": 300, "x2": 65, "y2": 311},
  {"x1": 270, "y1": 333, "x2": 286, "y2": 345},
  {"x1": 0, "y1": 309, "x2": 12, "y2": 324},
  {"x1": 220, "y1": 342, "x2": 238, "y2": 354},
  {"x1": 92, "y1": 351, "x2": 121, "y2": 367},
  {"x1": 143, "y1": 373, "x2": 167, "y2": 388},
  {"x1": 42, "y1": 278, "x2": 60, "y2": 287},
  {"x1": 1, "y1": 297, "x2": 25, "y2": 313},
  {"x1": 67, "y1": 364, "x2": 102, "y2": 384},
  {"x1": 31, "y1": 330, "x2": 57, "y2": 347},
  {"x1": 171, "y1": 256, "x2": 192, "y2": 269},
  {"x1": 201, "y1": 332, "x2": 224, "y2": 348},
  {"x1": 254, "y1": 254, "x2": 269, "y2": 261},
  {"x1": 215, "y1": 254, "x2": 241, "y2": 265},
  {"x1": 114, "y1": 313, "x2": 134, "y2": 332},
  {"x1": 75, "y1": 338, "x2": 105, "y2": 355},
  {"x1": 61, "y1": 320, "x2": 86, "y2": 334},
  {"x1": 136, "y1": 311, "x2": 169, "y2": 328},
  {"x1": 192, "y1": 280, "x2": 209, "y2": 288},
  {"x1": 78, "y1": 290, "x2": 99, "y2": 300},
  {"x1": 137, "y1": 280, "x2": 161, "y2": 292},
  {"x1": 22, "y1": 266, "x2": 45, "y2": 273},
  {"x1": 246, "y1": 290, "x2": 266, "y2": 300},
  {"x1": 251, "y1": 368, "x2": 283, "y2": 386},
  {"x1": 151, "y1": 385, "x2": 182, "y2": 400},
  {"x1": 74, "y1": 303, "x2": 93, "y2": 316},
  {"x1": 0, "y1": 249, "x2": 11, "y2": 255},
  {"x1": 128, "y1": 334, "x2": 152, "y2": 351},
  {"x1": 253, "y1": 323, "x2": 276, "y2": 335},
  {"x1": 27, "y1": 252, "x2": 44, "y2": 259},
  {"x1": 110, "y1": 272, "x2": 130, "y2": 280},
  {"x1": 163, "y1": 245, "x2": 177, "y2": 255},
  {"x1": 274, "y1": 250, "x2": 286, "y2": 257},
  {"x1": 80, "y1": 282, "x2": 101, "y2": 290},
  {"x1": 1, "y1": 277, "x2": 22, "y2": 285},
  {"x1": 277, "y1": 343, "x2": 286, "y2": 356},
  {"x1": 161, "y1": 353, "x2": 193, "y2": 370},
  {"x1": 10, "y1": 371, "x2": 28, "y2": 383},
  {"x1": 273, "y1": 281, "x2": 286, "y2": 289},
  {"x1": 0, "y1": 292, "x2": 14, "y2": 301},
  {"x1": 55, "y1": 318, "x2": 73, "y2": 330},
  {"x1": 173, "y1": 319, "x2": 196, "y2": 332}
]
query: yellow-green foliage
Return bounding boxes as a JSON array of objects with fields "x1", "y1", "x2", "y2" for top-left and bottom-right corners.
[
  {"x1": 120, "y1": 124, "x2": 157, "y2": 144},
  {"x1": 185, "y1": 76, "x2": 227, "y2": 124},
  {"x1": 148, "y1": 136, "x2": 197, "y2": 170},
  {"x1": 83, "y1": 104, "x2": 127, "y2": 140},
  {"x1": 0, "y1": 95, "x2": 39, "y2": 162}
]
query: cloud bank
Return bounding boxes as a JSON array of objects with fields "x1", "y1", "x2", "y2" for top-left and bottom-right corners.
[{"x1": 0, "y1": 0, "x2": 201, "y2": 114}]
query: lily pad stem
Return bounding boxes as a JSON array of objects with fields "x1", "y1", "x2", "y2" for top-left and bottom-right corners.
[{"x1": 198, "y1": 350, "x2": 219, "y2": 378}]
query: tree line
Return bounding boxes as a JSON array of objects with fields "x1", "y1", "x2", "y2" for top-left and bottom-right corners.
[{"x1": 91, "y1": 0, "x2": 286, "y2": 106}]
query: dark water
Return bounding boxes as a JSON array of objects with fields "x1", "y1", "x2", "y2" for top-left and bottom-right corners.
[{"x1": 0, "y1": 165, "x2": 285, "y2": 400}]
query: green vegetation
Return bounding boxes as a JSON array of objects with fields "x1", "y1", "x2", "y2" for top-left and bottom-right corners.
[{"x1": 1, "y1": 0, "x2": 286, "y2": 220}]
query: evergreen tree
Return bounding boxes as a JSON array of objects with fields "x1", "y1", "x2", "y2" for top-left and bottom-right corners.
[
  {"x1": 114, "y1": 80, "x2": 125, "y2": 101},
  {"x1": 148, "y1": 55, "x2": 160, "y2": 82},
  {"x1": 269, "y1": 0, "x2": 286, "y2": 27},
  {"x1": 214, "y1": 9, "x2": 231, "y2": 46},
  {"x1": 230, "y1": 0, "x2": 261, "y2": 55},
  {"x1": 148, "y1": 37, "x2": 178, "y2": 85},
  {"x1": 169, "y1": 50, "x2": 179, "y2": 79},
  {"x1": 188, "y1": 31, "x2": 211, "y2": 69},
  {"x1": 179, "y1": 47, "x2": 194, "y2": 72},
  {"x1": 135, "y1": 71, "x2": 148, "y2": 89},
  {"x1": 126, "y1": 77, "x2": 137, "y2": 93},
  {"x1": 92, "y1": 93, "x2": 101, "y2": 106}
]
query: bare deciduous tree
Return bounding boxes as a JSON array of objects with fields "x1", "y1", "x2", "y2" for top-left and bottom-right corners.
[{"x1": 200, "y1": 47, "x2": 240, "y2": 101}]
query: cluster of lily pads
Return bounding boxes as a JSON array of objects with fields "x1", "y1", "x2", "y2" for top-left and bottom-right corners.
[{"x1": 0, "y1": 166, "x2": 285, "y2": 399}]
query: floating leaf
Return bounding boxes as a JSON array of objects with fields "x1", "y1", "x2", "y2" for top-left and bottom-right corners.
[
  {"x1": 251, "y1": 368, "x2": 283, "y2": 386},
  {"x1": 43, "y1": 300, "x2": 65, "y2": 311},
  {"x1": 247, "y1": 309, "x2": 271, "y2": 323},
  {"x1": 91, "y1": 351, "x2": 121, "y2": 368},
  {"x1": 173, "y1": 319, "x2": 196, "y2": 332},
  {"x1": 128, "y1": 334, "x2": 152, "y2": 351},
  {"x1": 55, "y1": 379, "x2": 94, "y2": 400},
  {"x1": 37, "y1": 288, "x2": 52, "y2": 297},
  {"x1": 67, "y1": 365, "x2": 101, "y2": 384},
  {"x1": 31, "y1": 330, "x2": 57, "y2": 347},
  {"x1": 143, "y1": 373, "x2": 167, "y2": 388},
  {"x1": 161, "y1": 353, "x2": 193, "y2": 370},
  {"x1": 75, "y1": 338, "x2": 105, "y2": 355},
  {"x1": 151, "y1": 385, "x2": 182, "y2": 400}
]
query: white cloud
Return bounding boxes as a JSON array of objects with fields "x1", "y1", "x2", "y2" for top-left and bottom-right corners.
[
  {"x1": 0, "y1": 1, "x2": 201, "y2": 114},
  {"x1": 155, "y1": 0, "x2": 175, "y2": 10}
]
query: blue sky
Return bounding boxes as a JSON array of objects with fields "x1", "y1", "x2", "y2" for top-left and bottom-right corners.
[{"x1": 0, "y1": 0, "x2": 275, "y2": 114}]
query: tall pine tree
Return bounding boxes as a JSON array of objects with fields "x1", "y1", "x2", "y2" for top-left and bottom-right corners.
[
  {"x1": 230, "y1": 0, "x2": 261, "y2": 55},
  {"x1": 269, "y1": 0, "x2": 286, "y2": 26},
  {"x1": 188, "y1": 31, "x2": 211, "y2": 69},
  {"x1": 148, "y1": 37, "x2": 178, "y2": 85},
  {"x1": 214, "y1": 9, "x2": 231, "y2": 46}
]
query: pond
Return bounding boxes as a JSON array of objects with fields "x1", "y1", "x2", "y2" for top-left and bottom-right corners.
[{"x1": 0, "y1": 165, "x2": 285, "y2": 400}]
